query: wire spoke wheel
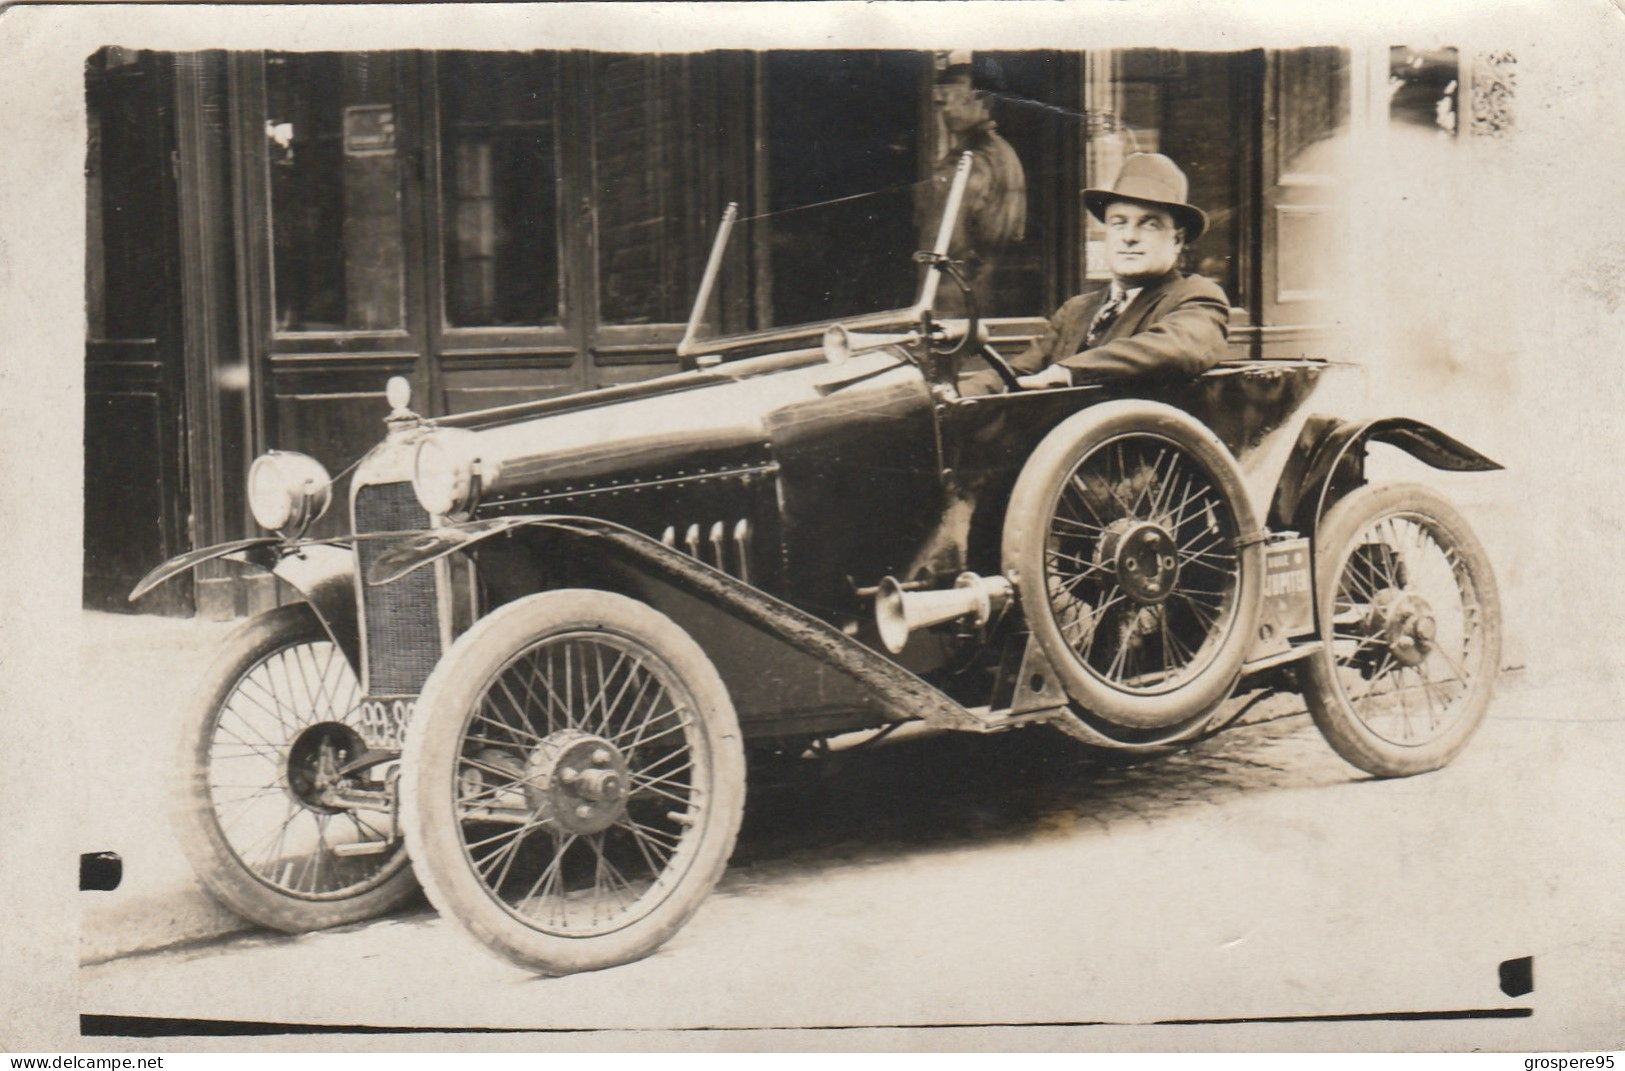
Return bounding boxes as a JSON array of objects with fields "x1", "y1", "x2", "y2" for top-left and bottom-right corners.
[
  {"x1": 403, "y1": 590, "x2": 744, "y2": 975},
  {"x1": 173, "y1": 604, "x2": 416, "y2": 931},
  {"x1": 456, "y1": 634, "x2": 707, "y2": 936},
  {"x1": 1304, "y1": 483, "x2": 1501, "y2": 777},
  {"x1": 1046, "y1": 436, "x2": 1243, "y2": 694},
  {"x1": 1006, "y1": 402, "x2": 1262, "y2": 735}
]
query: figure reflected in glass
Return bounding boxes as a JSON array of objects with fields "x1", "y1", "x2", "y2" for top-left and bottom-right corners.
[{"x1": 919, "y1": 56, "x2": 1027, "y2": 318}]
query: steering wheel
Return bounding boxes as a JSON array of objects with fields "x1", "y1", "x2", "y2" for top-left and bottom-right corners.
[
  {"x1": 916, "y1": 251, "x2": 1024, "y2": 392},
  {"x1": 977, "y1": 344, "x2": 1024, "y2": 392}
]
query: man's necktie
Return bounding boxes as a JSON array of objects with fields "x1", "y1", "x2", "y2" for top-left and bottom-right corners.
[{"x1": 1085, "y1": 288, "x2": 1128, "y2": 348}]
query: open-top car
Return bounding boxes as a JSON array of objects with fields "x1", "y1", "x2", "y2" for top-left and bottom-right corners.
[{"x1": 134, "y1": 154, "x2": 1503, "y2": 975}]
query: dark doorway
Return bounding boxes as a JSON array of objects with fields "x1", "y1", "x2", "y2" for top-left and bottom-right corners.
[{"x1": 84, "y1": 50, "x2": 191, "y2": 615}]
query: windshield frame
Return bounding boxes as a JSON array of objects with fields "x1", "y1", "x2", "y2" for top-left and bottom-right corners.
[{"x1": 675, "y1": 152, "x2": 975, "y2": 360}]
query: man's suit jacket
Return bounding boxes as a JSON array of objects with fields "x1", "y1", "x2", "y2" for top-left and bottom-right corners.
[{"x1": 1009, "y1": 270, "x2": 1230, "y2": 383}]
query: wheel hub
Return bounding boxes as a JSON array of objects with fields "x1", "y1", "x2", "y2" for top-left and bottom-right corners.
[
  {"x1": 523, "y1": 729, "x2": 631, "y2": 836},
  {"x1": 1098, "y1": 519, "x2": 1181, "y2": 605},
  {"x1": 1366, "y1": 589, "x2": 1437, "y2": 667},
  {"x1": 284, "y1": 721, "x2": 366, "y2": 813}
]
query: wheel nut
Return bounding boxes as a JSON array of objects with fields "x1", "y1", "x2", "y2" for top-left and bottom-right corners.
[
  {"x1": 559, "y1": 767, "x2": 579, "y2": 784},
  {"x1": 592, "y1": 749, "x2": 610, "y2": 764},
  {"x1": 575, "y1": 804, "x2": 594, "y2": 819}
]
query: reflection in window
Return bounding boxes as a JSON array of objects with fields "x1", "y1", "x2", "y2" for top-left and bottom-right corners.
[
  {"x1": 1084, "y1": 50, "x2": 1267, "y2": 307},
  {"x1": 266, "y1": 52, "x2": 406, "y2": 333},
  {"x1": 975, "y1": 52, "x2": 1068, "y2": 316},
  {"x1": 1390, "y1": 47, "x2": 1459, "y2": 137},
  {"x1": 438, "y1": 53, "x2": 560, "y2": 329}
]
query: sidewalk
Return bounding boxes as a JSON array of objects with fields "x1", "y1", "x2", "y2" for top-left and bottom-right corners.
[{"x1": 78, "y1": 611, "x2": 257, "y2": 964}]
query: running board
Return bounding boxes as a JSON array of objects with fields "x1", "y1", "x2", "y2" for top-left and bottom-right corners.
[
  {"x1": 1241, "y1": 640, "x2": 1323, "y2": 675},
  {"x1": 956, "y1": 705, "x2": 1066, "y2": 733}
]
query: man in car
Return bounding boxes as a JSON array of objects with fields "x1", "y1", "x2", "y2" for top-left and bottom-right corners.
[
  {"x1": 963, "y1": 152, "x2": 1229, "y2": 393},
  {"x1": 919, "y1": 56, "x2": 1027, "y2": 318}
]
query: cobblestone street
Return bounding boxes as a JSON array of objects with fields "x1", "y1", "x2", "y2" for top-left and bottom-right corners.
[{"x1": 77, "y1": 662, "x2": 1623, "y2": 1050}]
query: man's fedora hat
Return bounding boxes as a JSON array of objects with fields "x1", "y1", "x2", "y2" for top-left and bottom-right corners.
[
  {"x1": 1084, "y1": 153, "x2": 1208, "y2": 242},
  {"x1": 935, "y1": 50, "x2": 1005, "y2": 96}
]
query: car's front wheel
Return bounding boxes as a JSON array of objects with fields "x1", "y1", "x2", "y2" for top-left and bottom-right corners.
[
  {"x1": 400, "y1": 590, "x2": 746, "y2": 975},
  {"x1": 172, "y1": 604, "x2": 417, "y2": 932},
  {"x1": 1302, "y1": 483, "x2": 1502, "y2": 777}
]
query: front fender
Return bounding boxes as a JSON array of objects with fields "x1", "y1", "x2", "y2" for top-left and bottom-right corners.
[
  {"x1": 129, "y1": 539, "x2": 362, "y2": 671},
  {"x1": 367, "y1": 514, "x2": 992, "y2": 732},
  {"x1": 128, "y1": 537, "x2": 283, "y2": 602},
  {"x1": 270, "y1": 544, "x2": 361, "y2": 671},
  {"x1": 1270, "y1": 415, "x2": 1503, "y2": 532}
]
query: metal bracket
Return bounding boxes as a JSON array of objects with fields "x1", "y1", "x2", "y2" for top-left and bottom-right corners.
[{"x1": 1009, "y1": 636, "x2": 1072, "y2": 717}]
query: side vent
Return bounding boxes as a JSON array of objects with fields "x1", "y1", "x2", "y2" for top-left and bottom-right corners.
[{"x1": 661, "y1": 518, "x2": 752, "y2": 582}]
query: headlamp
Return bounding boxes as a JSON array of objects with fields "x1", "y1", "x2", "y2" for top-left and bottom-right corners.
[
  {"x1": 412, "y1": 429, "x2": 489, "y2": 519},
  {"x1": 247, "y1": 451, "x2": 332, "y2": 536}
]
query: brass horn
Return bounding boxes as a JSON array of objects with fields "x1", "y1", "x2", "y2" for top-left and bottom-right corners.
[
  {"x1": 874, "y1": 572, "x2": 1014, "y2": 654},
  {"x1": 821, "y1": 323, "x2": 921, "y2": 365}
]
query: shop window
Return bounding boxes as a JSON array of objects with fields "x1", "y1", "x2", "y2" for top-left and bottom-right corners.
[
  {"x1": 590, "y1": 54, "x2": 711, "y2": 326},
  {"x1": 265, "y1": 52, "x2": 407, "y2": 333},
  {"x1": 973, "y1": 52, "x2": 1075, "y2": 317},
  {"x1": 763, "y1": 51, "x2": 925, "y2": 327},
  {"x1": 1277, "y1": 46, "x2": 1350, "y2": 170},
  {"x1": 437, "y1": 52, "x2": 561, "y2": 329}
]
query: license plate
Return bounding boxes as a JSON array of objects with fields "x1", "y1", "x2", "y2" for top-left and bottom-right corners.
[
  {"x1": 359, "y1": 697, "x2": 414, "y2": 750},
  {"x1": 1261, "y1": 537, "x2": 1314, "y2": 640}
]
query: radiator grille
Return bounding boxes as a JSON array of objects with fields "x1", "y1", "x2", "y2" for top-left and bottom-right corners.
[{"x1": 354, "y1": 482, "x2": 441, "y2": 696}]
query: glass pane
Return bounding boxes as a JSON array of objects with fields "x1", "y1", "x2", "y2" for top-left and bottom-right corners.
[
  {"x1": 1389, "y1": 46, "x2": 1459, "y2": 137},
  {"x1": 1280, "y1": 47, "x2": 1352, "y2": 166},
  {"x1": 86, "y1": 55, "x2": 167, "y2": 342},
  {"x1": 590, "y1": 54, "x2": 708, "y2": 326},
  {"x1": 265, "y1": 52, "x2": 406, "y2": 333},
  {"x1": 438, "y1": 52, "x2": 560, "y2": 329},
  {"x1": 763, "y1": 51, "x2": 924, "y2": 328},
  {"x1": 968, "y1": 52, "x2": 1066, "y2": 317},
  {"x1": 1085, "y1": 49, "x2": 1269, "y2": 308}
]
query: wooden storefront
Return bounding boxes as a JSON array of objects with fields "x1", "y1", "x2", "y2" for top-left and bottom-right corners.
[{"x1": 87, "y1": 46, "x2": 1373, "y2": 617}]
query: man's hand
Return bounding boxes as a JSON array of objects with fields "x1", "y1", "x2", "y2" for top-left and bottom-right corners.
[{"x1": 1016, "y1": 364, "x2": 1073, "y2": 390}]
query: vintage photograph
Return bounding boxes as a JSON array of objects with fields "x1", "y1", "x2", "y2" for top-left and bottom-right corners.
[{"x1": 2, "y1": 0, "x2": 1622, "y2": 1054}]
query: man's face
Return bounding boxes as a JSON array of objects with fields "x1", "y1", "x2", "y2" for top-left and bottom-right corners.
[
  {"x1": 1102, "y1": 200, "x2": 1184, "y2": 283},
  {"x1": 933, "y1": 80, "x2": 988, "y2": 134}
]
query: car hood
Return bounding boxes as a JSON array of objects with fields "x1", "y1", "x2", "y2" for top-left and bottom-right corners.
[{"x1": 434, "y1": 347, "x2": 920, "y2": 503}]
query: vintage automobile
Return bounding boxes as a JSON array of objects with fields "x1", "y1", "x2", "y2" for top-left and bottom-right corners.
[{"x1": 134, "y1": 156, "x2": 1503, "y2": 976}]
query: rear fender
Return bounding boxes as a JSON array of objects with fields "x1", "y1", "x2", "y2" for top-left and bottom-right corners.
[
  {"x1": 1270, "y1": 416, "x2": 1503, "y2": 534},
  {"x1": 368, "y1": 515, "x2": 986, "y2": 732},
  {"x1": 129, "y1": 539, "x2": 362, "y2": 671}
]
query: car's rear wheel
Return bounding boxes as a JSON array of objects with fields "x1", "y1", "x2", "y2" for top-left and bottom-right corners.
[
  {"x1": 1302, "y1": 483, "x2": 1501, "y2": 776},
  {"x1": 401, "y1": 590, "x2": 745, "y2": 975},
  {"x1": 1003, "y1": 401, "x2": 1263, "y2": 737},
  {"x1": 172, "y1": 604, "x2": 417, "y2": 932}
]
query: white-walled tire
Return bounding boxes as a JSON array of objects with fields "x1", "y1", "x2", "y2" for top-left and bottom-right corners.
[{"x1": 401, "y1": 590, "x2": 745, "y2": 975}]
